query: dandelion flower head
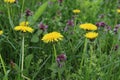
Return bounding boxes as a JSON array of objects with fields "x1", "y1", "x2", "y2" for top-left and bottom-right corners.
[
  {"x1": 117, "y1": 9, "x2": 120, "y2": 13},
  {"x1": 4, "y1": 0, "x2": 15, "y2": 3},
  {"x1": 42, "y1": 31, "x2": 63, "y2": 43},
  {"x1": 73, "y1": 9, "x2": 80, "y2": 14},
  {"x1": 80, "y1": 23, "x2": 97, "y2": 30},
  {"x1": 85, "y1": 32, "x2": 98, "y2": 39},
  {"x1": 0, "y1": 30, "x2": 3, "y2": 35},
  {"x1": 14, "y1": 21, "x2": 33, "y2": 33}
]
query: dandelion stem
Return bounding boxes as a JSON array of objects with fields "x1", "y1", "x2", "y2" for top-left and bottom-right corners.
[
  {"x1": 21, "y1": 34, "x2": 31, "y2": 80},
  {"x1": 89, "y1": 43, "x2": 93, "y2": 69},
  {"x1": 7, "y1": 3, "x2": 14, "y2": 28},
  {"x1": 21, "y1": 0, "x2": 25, "y2": 14},
  {"x1": 74, "y1": 14, "x2": 77, "y2": 32},
  {"x1": 21, "y1": 34, "x2": 24, "y2": 76},
  {"x1": 53, "y1": 44, "x2": 57, "y2": 61},
  {"x1": 80, "y1": 38, "x2": 87, "y2": 69}
]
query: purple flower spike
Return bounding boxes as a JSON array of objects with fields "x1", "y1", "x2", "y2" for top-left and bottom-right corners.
[
  {"x1": 25, "y1": 9, "x2": 32, "y2": 16},
  {"x1": 57, "y1": 54, "x2": 67, "y2": 61},
  {"x1": 56, "y1": 54, "x2": 67, "y2": 67},
  {"x1": 39, "y1": 22, "x2": 48, "y2": 31},
  {"x1": 115, "y1": 24, "x2": 120, "y2": 29},
  {"x1": 96, "y1": 22, "x2": 106, "y2": 27},
  {"x1": 114, "y1": 45, "x2": 119, "y2": 51},
  {"x1": 113, "y1": 28, "x2": 118, "y2": 34},
  {"x1": 106, "y1": 26, "x2": 111, "y2": 31},
  {"x1": 67, "y1": 20, "x2": 74, "y2": 27}
]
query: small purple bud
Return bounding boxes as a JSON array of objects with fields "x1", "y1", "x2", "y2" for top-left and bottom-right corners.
[
  {"x1": 114, "y1": 45, "x2": 119, "y2": 51},
  {"x1": 115, "y1": 24, "x2": 120, "y2": 29},
  {"x1": 105, "y1": 26, "x2": 111, "y2": 32},
  {"x1": 113, "y1": 28, "x2": 118, "y2": 34},
  {"x1": 39, "y1": 22, "x2": 48, "y2": 31},
  {"x1": 56, "y1": 54, "x2": 67, "y2": 67},
  {"x1": 107, "y1": 26, "x2": 111, "y2": 30},
  {"x1": 25, "y1": 9, "x2": 32, "y2": 16},
  {"x1": 57, "y1": 54, "x2": 67, "y2": 61},
  {"x1": 96, "y1": 22, "x2": 106, "y2": 27},
  {"x1": 67, "y1": 20, "x2": 74, "y2": 26}
]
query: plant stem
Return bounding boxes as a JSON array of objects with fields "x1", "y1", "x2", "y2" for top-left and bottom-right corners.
[
  {"x1": 7, "y1": 3, "x2": 14, "y2": 28},
  {"x1": 21, "y1": 0, "x2": 25, "y2": 14},
  {"x1": 53, "y1": 44, "x2": 57, "y2": 60},
  {"x1": 21, "y1": 34, "x2": 24, "y2": 77},
  {"x1": 80, "y1": 38, "x2": 87, "y2": 69},
  {"x1": 89, "y1": 43, "x2": 93, "y2": 69},
  {"x1": 21, "y1": 34, "x2": 31, "y2": 80},
  {"x1": 74, "y1": 14, "x2": 77, "y2": 32},
  {"x1": 0, "y1": 54, "x2": 8, "y2": 80},
  {"x1": 53, "y1": 44, "x2": 62, "y2": 80}
]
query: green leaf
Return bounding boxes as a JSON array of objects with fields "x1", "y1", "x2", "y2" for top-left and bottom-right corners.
[
  {"x1": 3, "y1": 70, "x2": 10, "y2": 80},
  {"x1": 32, "y1": 1, "x2": 48, "y2": 25},
  {"x1": 36, "y1": 30, "x2": 42, "y2": 36},
  {"x1": 31, "y1": 34, "x2": 39, "y2": 43},
  {"x1": 25, "y1": 54, "x2": 33, "y2": 70}
]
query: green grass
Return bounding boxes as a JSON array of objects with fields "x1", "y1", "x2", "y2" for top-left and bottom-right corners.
[{"x1": 0, "y1": 0, "x2": 120, "y2": 80}]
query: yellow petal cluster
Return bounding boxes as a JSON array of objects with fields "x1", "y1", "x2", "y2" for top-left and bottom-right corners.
[
  {"x1": 73, "y1": 9, "x2": 80, "y2": 14},
  {"x1": 117, "y1": 9, "x2": 120, "y2": 13},
  {"x1": 20, "y1": 21, "x2": 29, "y2": 26},
  {"x1": 0, "y1": 30, "x2": 3, "y2": 35},
  {"x1": 42, "y1": 32, "x2": 63, "y2": 43},
  {"x1": 85, "y1": 32, "x2": 98, "y2": 39},
  {"x1": 80, "y1": 23, "x2": 97, "y2": 30},
  {"x1": 4, "y1": 0, "x2": 15, "y2": 3},
  {"x1": 14, "y1": 21, "x2": 33, "y2": 33}
]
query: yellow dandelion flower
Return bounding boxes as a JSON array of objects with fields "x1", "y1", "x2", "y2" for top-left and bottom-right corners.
[
  {"x1": 85, "y1": 32, "x2": 98, "y2": 39},
  {"x1": 20, "y1": 21, "x2": 29, "y2": 26},
  {"x1": 0, "y1": 30, "x2": 3, "y2": 35},
  {"x1": 4, "y1": 0, "x2": 15, "y2": 3},
  {"x1": 73, "y1": 9, "x2": 80, "y2": 14},
  {"x1": 14, "y1": 21, "x2": 33, "y2": 33},
  {"x1": 42, "y1": 31, "x2": 63, "y2": 43},
  {"x1": 117, "y1": 9, "x2": 120, "y2": 13},
  {"x1": 80, "y1": 23, "x2": 97, "y2": 30}
]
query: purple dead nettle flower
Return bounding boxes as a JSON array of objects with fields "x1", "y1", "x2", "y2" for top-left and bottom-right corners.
[
  {"x1": 56, "y1": 54, "x2": 67, "y2": 67},
  {"x1": 113, "y1": 24, "x2": 120, "y2": 34},
  {"x1": 39, "y1": 22, "x2": 48, "y2": 31},
  {"x1": 64, "y1": 20, "x2": 74, "y2": 32},
  {"x1": 114, "y1": 45, "x2": 119, "y2": 51},
  {"x1": 67, "y1": 20, "x2": 74, "y2": 26},
  {"x1": 96, "y1": 22, "x2": 106, "y2": 27},
  {"x1": 113, "y1": 28, "x2": 118, "y2": 34},
  {"x1": 115, "y1": 24, "x2": 120, "y2": 29},
  {"x1": 25, "y1": 9, "x2": 32, "y2": 16},
  {"x1": 105, "y1": 26, "x2": 111, "y2": 31}
]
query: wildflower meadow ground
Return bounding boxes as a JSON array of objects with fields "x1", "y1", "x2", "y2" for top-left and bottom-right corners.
[{"x1": 0, "y1": 0, "x2": 120, "y2": 80}]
